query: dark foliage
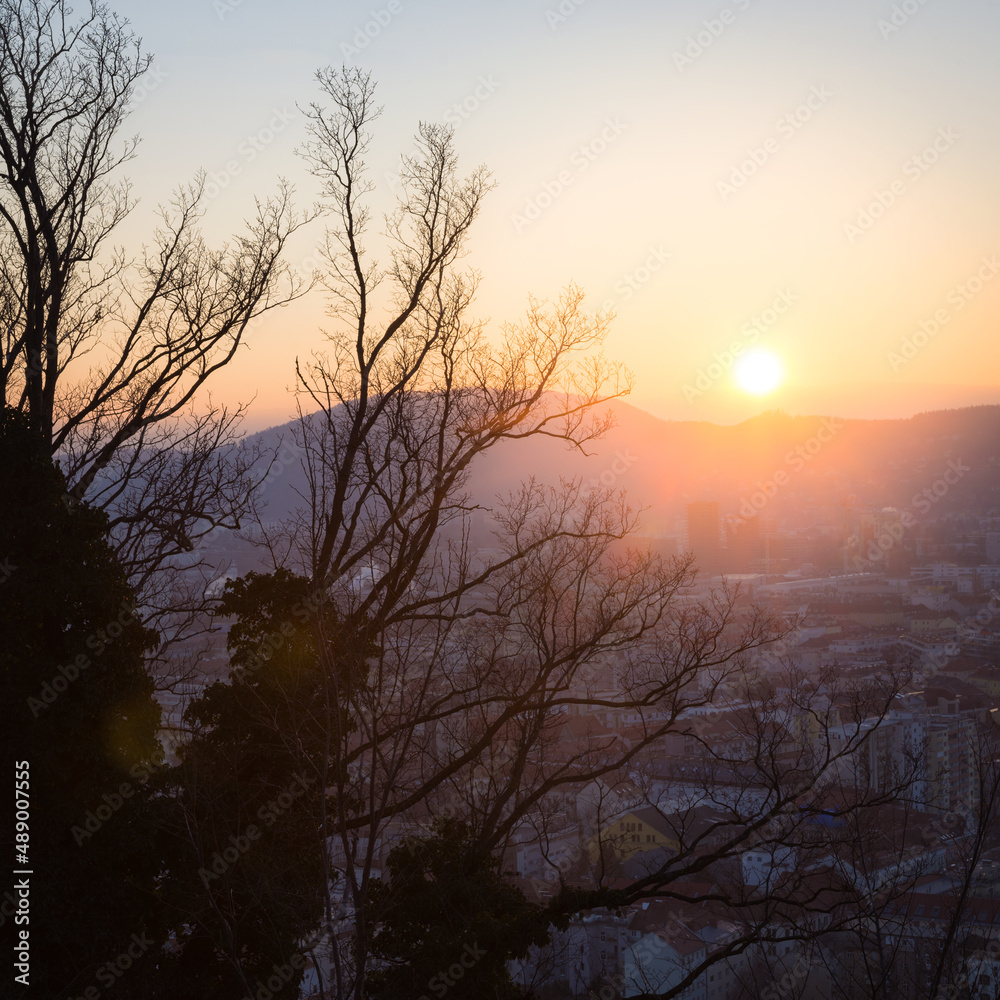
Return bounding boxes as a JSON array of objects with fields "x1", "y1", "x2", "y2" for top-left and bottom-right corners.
[
  {"x1": 366, "y1": 818, "x2": 549, "y2": 1000},
  {"x1": 0, "y1": 406, "x2": 162, "y2": 1000}
]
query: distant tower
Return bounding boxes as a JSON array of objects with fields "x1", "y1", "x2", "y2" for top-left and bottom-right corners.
[
  {"x1": 726, "y1": 514, "x2": 762, "y2": 573},
  {"x1": 686, "y1": 501, "x2": 722, "y2": 573},
  {"x1": 842, "y1": 494, "x2": 858, "y2": 573}
]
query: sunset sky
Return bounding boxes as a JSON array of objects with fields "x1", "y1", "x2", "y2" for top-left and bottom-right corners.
[{"x1": 114, "y1": 0, "x2": 1000, "y2": 429}]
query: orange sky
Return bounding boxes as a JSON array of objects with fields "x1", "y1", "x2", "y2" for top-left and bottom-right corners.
[{"x1": 111, "y1": 0, "x2": 1000, "y2": 430}]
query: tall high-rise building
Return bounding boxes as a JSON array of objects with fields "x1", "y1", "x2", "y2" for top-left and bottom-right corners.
[
  {"x1": 726, "y1": 514, "x2": 762, "y2": 573},
  {"x1": 686, "y1": 501, "x2": 722, "y2": 573}
]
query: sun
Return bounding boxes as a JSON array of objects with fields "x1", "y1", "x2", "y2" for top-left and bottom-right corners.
[{"x1": 734, "y1": 348, "x2": 784, "y2": 396}]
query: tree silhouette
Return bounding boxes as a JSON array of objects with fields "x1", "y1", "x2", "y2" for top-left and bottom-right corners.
[
  {"x1": 0, "y1": 405, "x2": 162, "y2": 999},
  {"x1": 0, "y1": 0, "x2": 308, "y2": 668},
  {"x1": 150, "y1": 569, "x2": 375, "y2": 999},
  {"x1": 366, "y1": 818, "x2": 549, "y2": 1000}
]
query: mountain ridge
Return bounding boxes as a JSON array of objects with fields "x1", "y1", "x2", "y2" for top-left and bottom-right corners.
[{"x1": 244, "y1": 400, "x2": 1000, "y2": 535}]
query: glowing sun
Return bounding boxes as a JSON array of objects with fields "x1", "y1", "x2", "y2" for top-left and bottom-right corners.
[{"x1": 734, "y1": 349, "x2": 784, "y2": 396}]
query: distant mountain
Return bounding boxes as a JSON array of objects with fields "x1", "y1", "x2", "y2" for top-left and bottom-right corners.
[
  {"x1": 244, "y1": 401, "x2": 1000, "y2": 537},
  {"x1": 654, "y1": 382, "x2": 1000, "y2": 426}
]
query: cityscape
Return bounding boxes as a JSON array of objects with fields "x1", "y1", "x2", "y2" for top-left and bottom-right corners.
[{"x1": 4, "y1": 1, "x2": 1000, "y2": 999}]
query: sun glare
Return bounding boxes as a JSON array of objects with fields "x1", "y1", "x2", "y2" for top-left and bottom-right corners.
[{"x1": 734, "y1": 349, "x2": 784, "y2": 396}]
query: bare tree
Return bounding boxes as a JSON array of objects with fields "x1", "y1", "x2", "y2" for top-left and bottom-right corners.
[
  {"x1": 0, "y1": 0, "x2": 308, "y2": 667},
  {"x1": 276, "y1": 65, "x2": 645, "y2": 996},
  {"x1": 196, "y1": 67, "x2": 936, "y2": 1000}
]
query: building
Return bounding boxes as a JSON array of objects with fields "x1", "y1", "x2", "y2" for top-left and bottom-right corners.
[
  {"x1": 592, "y1": 805, "x2": 681, "y2": 863},
  {"x1": 725, "y1": 514, "x2": 762, "y2": 573},
  {"x1": 687, "y1": 501, "x2": 722, "y2": 574}
]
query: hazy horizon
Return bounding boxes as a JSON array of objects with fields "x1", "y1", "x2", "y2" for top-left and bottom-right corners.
[
  {"x1": 238, "y1": 381, "x2": 1000, "y2": 434},
  {"x1": 106, "y1": 0, "x2": 1000, "y2": 431}
]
